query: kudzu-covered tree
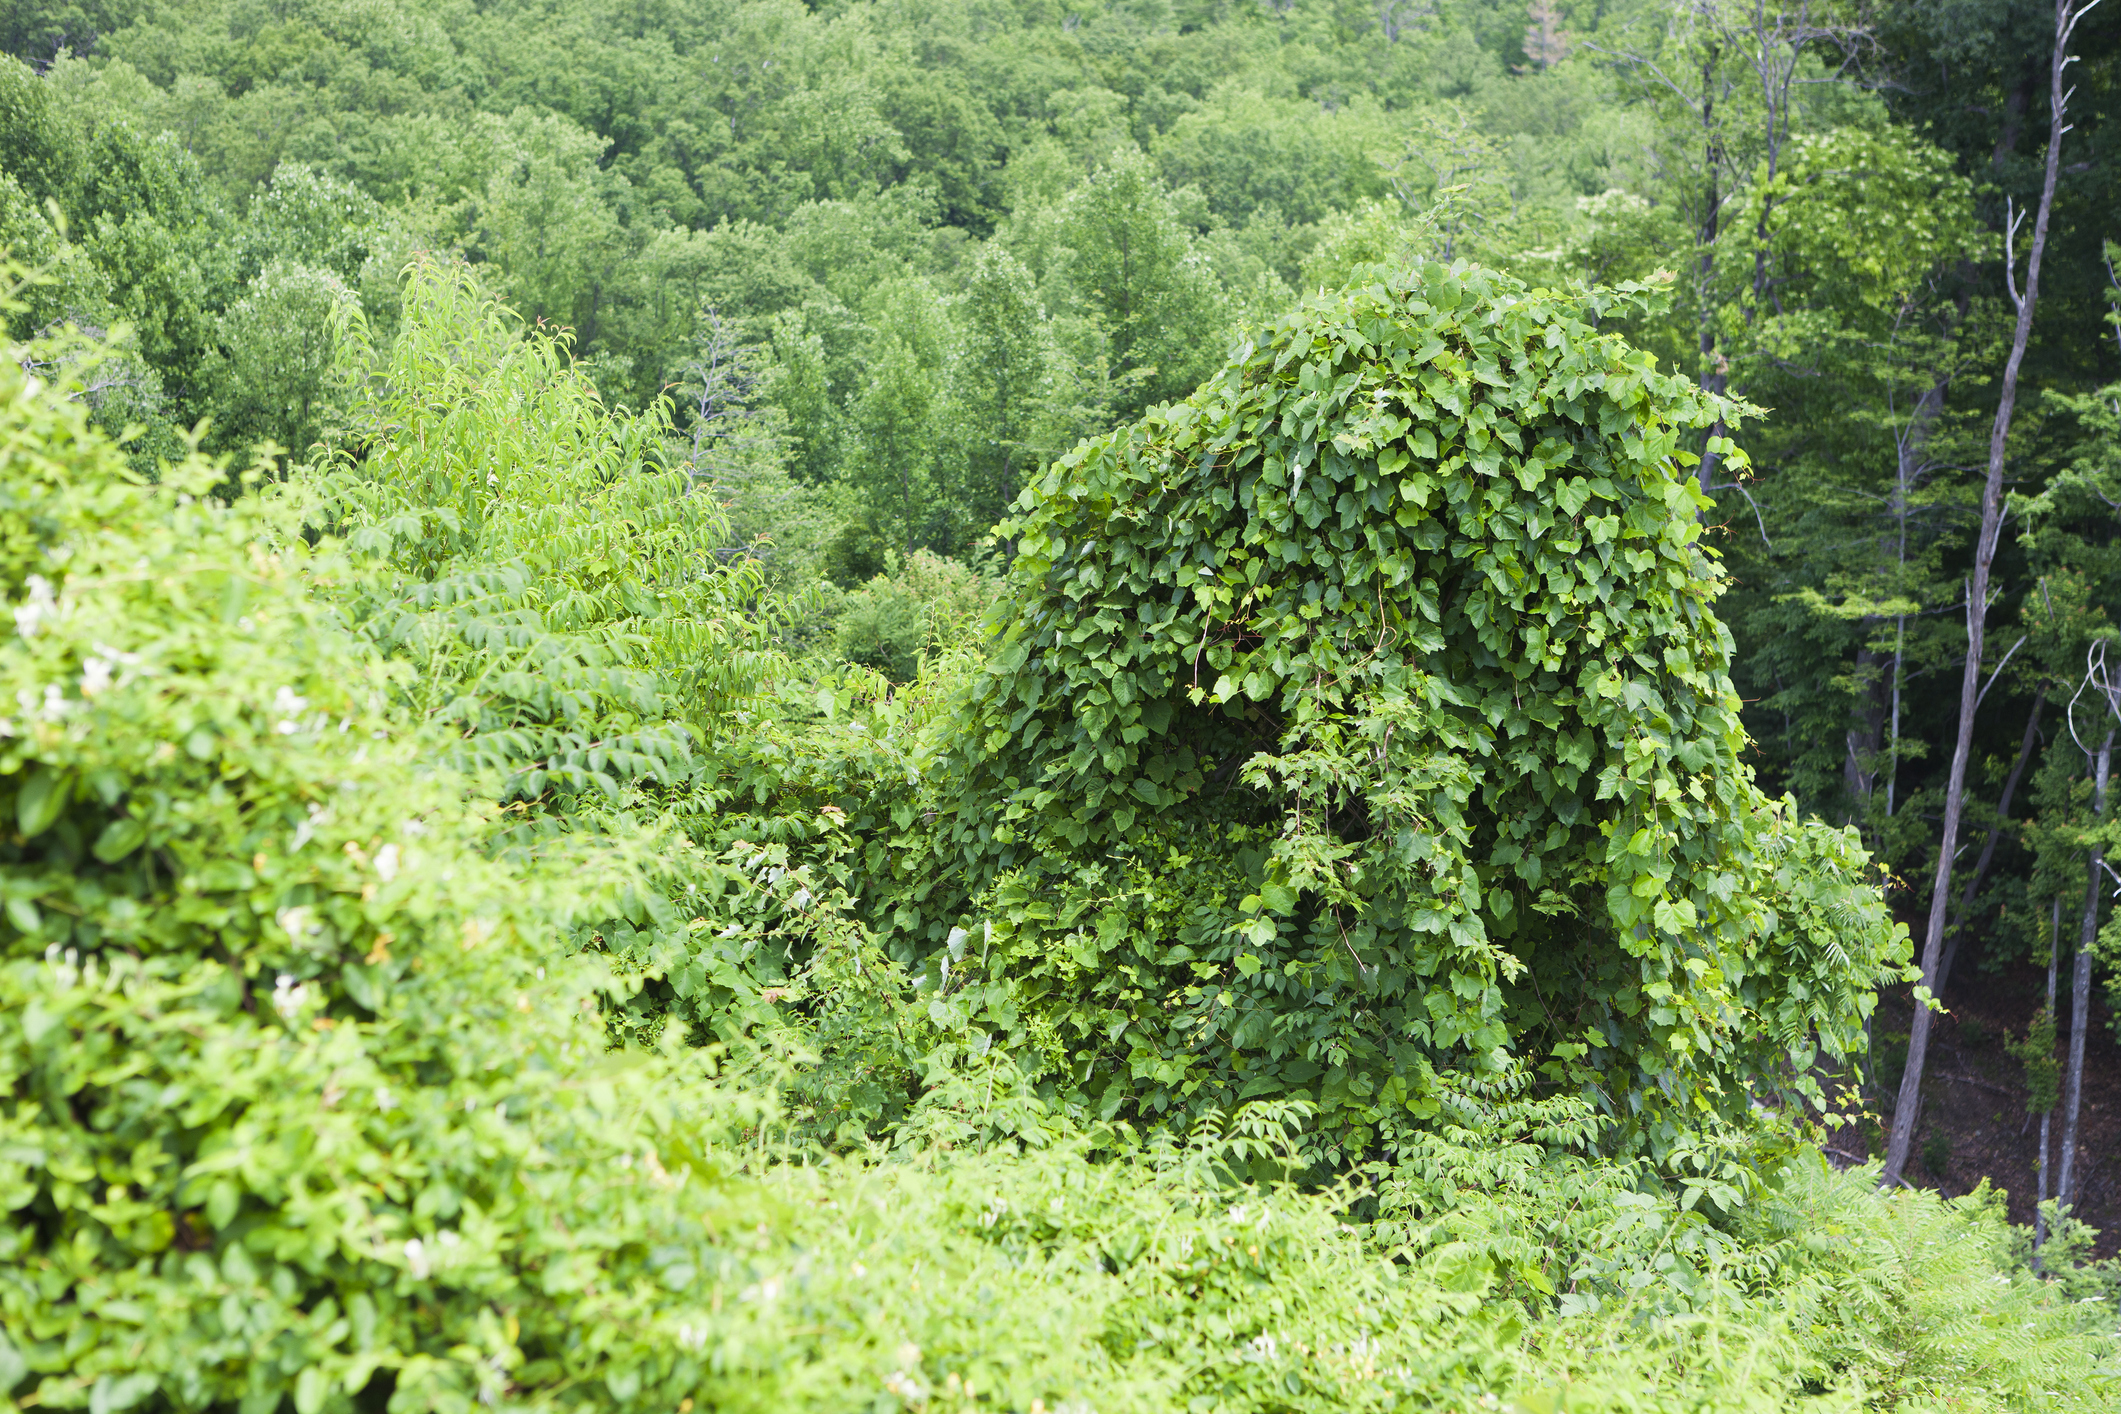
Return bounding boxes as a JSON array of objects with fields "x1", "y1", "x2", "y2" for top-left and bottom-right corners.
[{"x1": 836, "y1": 263, "x2": 1910, "y2": 1160}]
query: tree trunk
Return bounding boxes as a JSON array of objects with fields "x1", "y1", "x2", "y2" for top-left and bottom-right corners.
[
  {"x1": 1937, "y1": 689, "x2": 2046, "y2": 995},
  {"x1": 2035, "y1": 894, "x2": 2060, "y2": 1267},
  {"x1": 2059, "y1": 728, "x2": 2111, "y2": 1210},
  {"x1": 1882, "y1": 0, "x2": 2081, "y2": 1188}
]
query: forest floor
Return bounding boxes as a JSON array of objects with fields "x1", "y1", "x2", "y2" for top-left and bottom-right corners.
[{"x1": 1828, "y1": 962, "x2": 2121, "y2": 1258}]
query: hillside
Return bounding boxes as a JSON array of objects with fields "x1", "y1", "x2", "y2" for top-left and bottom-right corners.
[{"x1": 4, "y1": 1, "x2": 2121, "y2": 1407}]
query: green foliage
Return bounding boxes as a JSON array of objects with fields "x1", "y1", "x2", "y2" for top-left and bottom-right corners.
[
  {"x1": 828, "y1": 262, "x2": 1908, "y2": 1161},
  {"x1": 5, "y1": 247, "x2": 2118, "y2": 1414},
  {"x1": 317, "y1": 258, "x2": 774, "y2": 808},
  {"x1": 834, "y1": 550, "x2": 997, "y2": 684},
  {"x1": 1740, "y1": 1162, "x2": 2121, "y2": 1408},
  {"x1": 950, "y1": 245, "x2": 1073, "y2": 540},
  {"x1": 1026, "y1": 146, "x2": 1237, "y2": 421},
  {"x1": 2018, "y1": 1201, "x2": 2121, "y2": 1305},
  {"x1": 206, "y1": 258, "x2": 353, "y2": 456},
  {"x1": 3, "y1": 0, "x2": 2121, "y2": 1405},
  {"x1": 0, "y1": 313, "x2": 776, "y2": 1414},
  {"x1": 2011, "y1": 1008, "x2": 2062, "y2": 1115}
]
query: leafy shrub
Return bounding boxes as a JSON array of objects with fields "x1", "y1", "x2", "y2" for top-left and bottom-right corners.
[
  {"x1": 2009, "y1": 1007, "x2": 2061, "y2": 1114},
  {"x1": 807, "y1": 263, "x2": 1908, "y2": 1161},
  {"x1": 833, "y1": 549, "x2": 997, "y2": 681},
  {"x1": 0, "y1": 316, "x2": 790, "y2": 1413},
  {"x1": 310, "y1": 260, "x2": 792, "y2": 1042},
  {"x1": 1740, "y1": 1163, "x2": 2121, "y2": 1407},
  {"x1": 320, "y1": 259, "x2": 776, "y2": 795}
]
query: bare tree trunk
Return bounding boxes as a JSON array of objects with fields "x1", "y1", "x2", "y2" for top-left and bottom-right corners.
[
  {"x1": 1882, "y1": 0, "x2": 2088, "y2": 1188},
  {"x1": 1937, "y1": 689, "x2": 2046, "y2": 995},
  {"x1": 2059, "y1": 728, "x2": 2111, "y2": 1210}
]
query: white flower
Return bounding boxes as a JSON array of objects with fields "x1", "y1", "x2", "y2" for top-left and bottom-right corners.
[
  {"x1": 404, "y1": 1238, "x2": 430, "y2": 1279},
  {"x1": 45, "y1": 944, "x2": 80, "y2": 988},
  {"x1": 272, "y1": 686, "x2": 310, "y2": 735},
  {"x1": 12, "y1": 575, "x2": 55, "y2": 638},
  {"x1": 375, "y1": 1087, "x2": 396, "y2": 1111},
  {"x1": 271, "y1": 973, "x2": 310, "y2": 1020},
  {"x1": 374, "y1": 843, "x2": 400, "y2": 883},
  {"x1": 23, "y1": 684, "x2": 69, "y2": 720},
  {"x1": 76, "y1": 643, "x2": 140, "y2": 699}
]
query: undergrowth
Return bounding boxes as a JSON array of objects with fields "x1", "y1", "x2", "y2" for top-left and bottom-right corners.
[{"x1": 1, "y1": 261, "x2": 2117, "y2": 1413}]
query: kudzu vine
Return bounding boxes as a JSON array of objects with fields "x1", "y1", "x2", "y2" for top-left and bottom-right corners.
[{"x1": 819, "y1": 263, "x2": 1909, "y2": 1160}]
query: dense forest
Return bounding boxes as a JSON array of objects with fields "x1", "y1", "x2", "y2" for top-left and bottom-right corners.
[{"x1": 5, "y1": 0, "x2": 2121, "y2": 1409}]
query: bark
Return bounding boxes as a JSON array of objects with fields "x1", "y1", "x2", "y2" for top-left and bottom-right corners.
[
  {"x1": 1882, "y1": 0, "x2": 2082, "y2": 1188},
  {"x1": 1937, "y1": 689, "x2": 2046, "y2": 995},
  {"x1": 2059, "y1": 729, "x2": 2111, "y2": 1210}
]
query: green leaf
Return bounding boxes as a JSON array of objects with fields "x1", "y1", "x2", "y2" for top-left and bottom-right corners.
[
  {"x1": 20, "y1": 1001, "x2": 56, "y2": 1045},
  {"x1": 90, "y1": 1374, "x2": 158, "y2": 1414},
  {"x1": 0, "y1": 1330, "x2": 25, "y2": 1394},
  {"x1": 92, "y1": 816, "x2": 146, "y2": 863},
  {"x1": 16, "y1": 766, "x2": 67, "y2": 838}
]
